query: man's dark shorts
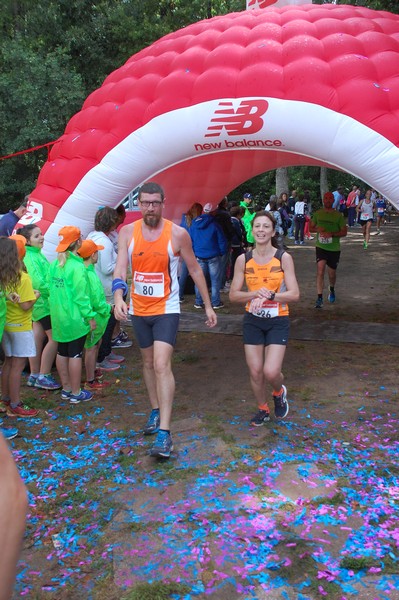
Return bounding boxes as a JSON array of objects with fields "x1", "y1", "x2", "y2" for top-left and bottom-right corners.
[
  {"x1": 316, "y1": 247, "x2": 341, "y2": 270},
  {"x1": 131, "y1": 314, "x2": 180, "y2": 349},
  {"x1": 243, "y1": 313, "x2": 290, "y2": 346}
]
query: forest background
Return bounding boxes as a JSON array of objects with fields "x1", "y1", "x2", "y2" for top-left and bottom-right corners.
[{"x1": 0, "y1": 0, "x2": 398, "y2": 212}]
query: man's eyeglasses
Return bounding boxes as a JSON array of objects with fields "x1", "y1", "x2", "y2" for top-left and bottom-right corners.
[{"x1": 139, "y1": 200, "x2": 163, "y2": 208}]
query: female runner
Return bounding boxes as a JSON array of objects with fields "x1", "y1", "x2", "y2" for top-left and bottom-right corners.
[{"x1": 229, "y1": 211, "x2": 300, "y2": 425}]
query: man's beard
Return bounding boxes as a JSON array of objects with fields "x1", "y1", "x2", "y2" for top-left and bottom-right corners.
[{"x1": 143, "y1": 213, "x2": 161, "y2": 228}]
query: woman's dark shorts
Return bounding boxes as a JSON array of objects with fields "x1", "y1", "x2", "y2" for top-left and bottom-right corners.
[{"x1": 243, "y1": 313, "x2": 290, "y2": 346}]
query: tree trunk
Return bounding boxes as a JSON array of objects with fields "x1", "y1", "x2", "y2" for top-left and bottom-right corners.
[
  {"x1": 320, "y1": 167, "x2": 328, "y2": 200},
  {"x1": 275, "y1": 167, "x2": 289, "y2": 198}
]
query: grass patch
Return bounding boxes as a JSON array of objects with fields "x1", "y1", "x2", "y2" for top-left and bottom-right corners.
[
  {"x1": 312, "y1": 492, "x2": 345, "y2": 506},
  {"x1": 202, "y1": 415, "x2": 235, "y2": 444},
  {"x1": 122, "y1": 581, "x2": 191, "y2": 600}
]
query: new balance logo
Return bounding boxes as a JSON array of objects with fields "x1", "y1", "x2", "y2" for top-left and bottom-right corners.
[
  {"x1": 205, "y1": 100, "x2": 269, "y2": 138},
  {"x1": 247, "y1": 0, "x2": 277, "y2": 8}
]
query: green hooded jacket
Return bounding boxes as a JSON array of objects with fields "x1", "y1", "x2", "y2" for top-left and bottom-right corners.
[
  {"x1": 240, "y1": 201, "x2": 255, "y2": 244},
  {"x1": 48, "y1": 252, "x2": 95, "y2": 343},
  {"x1": 23, "y1": 245, "x2": 50, "y2": 321},
  {"x1": 84, "y1": 264, "x2": 111, "y2": 348}
]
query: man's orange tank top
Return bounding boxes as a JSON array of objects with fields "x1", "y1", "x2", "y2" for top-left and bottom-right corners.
[
  {"x1": 245, "y1": 249, "x2": 289, "y2": 317},
  {"x1": 128, "y1": 219, "x2": 180, "y2": 316}
]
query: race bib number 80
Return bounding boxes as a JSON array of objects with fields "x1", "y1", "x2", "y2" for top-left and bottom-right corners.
[{"x1": 134, "y1": 272, "x2": 164, "y2": 297}]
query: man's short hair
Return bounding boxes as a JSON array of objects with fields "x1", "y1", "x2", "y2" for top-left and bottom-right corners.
[
  {"x1": 139, "y1": 182, "x2": 164, "y2": 201},
  {"x1": 13, "y1": 197, "x2": 28, "y2": 211}
]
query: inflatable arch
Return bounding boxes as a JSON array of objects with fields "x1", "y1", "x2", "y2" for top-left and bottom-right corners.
[{"x1": 25, "y1": 3, "x2": 399, "y2": 257}]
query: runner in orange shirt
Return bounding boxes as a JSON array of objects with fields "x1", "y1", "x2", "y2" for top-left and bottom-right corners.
[{"x1": 113, "y1": 182, "x2": 217, "y2": 458}]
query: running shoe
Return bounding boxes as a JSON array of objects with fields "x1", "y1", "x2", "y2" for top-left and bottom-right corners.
[
  {"x1": 7, "y1": 403, "x2": 38, "y2": 418},
  {"x1": 84, "y1": 379, "x2": 109, "y2": 390},
  {"x1": 119, "y1": 330, "x2": 130, "y2": 342},
  {"x1": 328, "y1": 289, "x2": 336, "y2": 303},
  {"x1": 69, "y1": 389, "x2": 93, "y2": 404},
  {"x1": 250, "y1": 409, "x2": 270, "y2": 427},
  {"x1": 212, "y1": 303, "x2": 225, "y2": 309},
  {"x1": 27, "y1": 374, "x2": 38, "y2": 387},
  {"x1": 35, "y1": 374, "x2": 62, "y2": 390},
  {"x1": 107, "y1": 352, "x2": 125, "y2": 364},
  {"x1": 94, "y1": 369, "x2": 104, "y2": 380},
  {"x1": 0, "y1": 399, "x2": 9, "y2": 413},
  {"x1": 193, "y1": 303, "x2": 204, "y2": 309},
  {"x1": 143, "y1": 409, "x2": 160, "y2": 435},
  {"x1": 111, "y1": 333, "x2": 132, "y2": 349},
  {"x1": 273, "y1": 385, "x2": 289, "y2": 419},
  {"x1": 60, "y1": 389, "x2": 71, "y2": 400},
  {"x1": 1, "y1": 426, "x2": 19, "y2": 440},
  {"x1": 314, "y1": 297, "x2": 323, "y2": 309},
  {"x1": 96, "y1": 359, "x2": 120, "y2": 371},
  {"x1": 363, "y1": 241, "x2": 368, "y2": 249},
  {"x1": 150, "y1": 430, "x2": 173, "y2": 458}
]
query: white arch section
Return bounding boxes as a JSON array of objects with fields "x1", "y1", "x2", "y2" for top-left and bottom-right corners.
[{"x1": 42, "y1": 96, "x2": 399, "y2": 258}]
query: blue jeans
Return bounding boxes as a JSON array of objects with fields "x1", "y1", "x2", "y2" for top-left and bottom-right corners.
[
  {"x1": 195, "y1": 256, "x2": 221, "y2": 307},
  {"x1": 178, "y1": 260, "x2": 189, "y2": 299}
]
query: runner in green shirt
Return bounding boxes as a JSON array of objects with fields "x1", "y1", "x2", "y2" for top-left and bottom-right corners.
[{"x1": 310, "y1": 192, "x2": 347, "y2": 309}]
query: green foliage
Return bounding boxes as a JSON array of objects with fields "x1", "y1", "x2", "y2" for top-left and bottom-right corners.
[{"x1": 0, "y1": 0, "x2": 397, "y2": 207}]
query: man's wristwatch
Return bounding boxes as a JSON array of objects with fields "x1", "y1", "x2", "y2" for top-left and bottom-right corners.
[{"x1": 269, "y1": 291, "x2": 276, "y2": 301}]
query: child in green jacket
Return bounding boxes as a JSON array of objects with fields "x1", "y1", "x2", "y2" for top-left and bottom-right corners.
[
  {"x1": 48, "y1": 227, "x2": 96, "y2": 404},
  {"x1": 77, "y1": 239, "x2": 111, "y2": 389}
]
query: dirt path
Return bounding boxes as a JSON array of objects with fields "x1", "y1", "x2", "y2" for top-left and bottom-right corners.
[{"x1": 10, "y1": 216, "x2": 399, "y2": 599}]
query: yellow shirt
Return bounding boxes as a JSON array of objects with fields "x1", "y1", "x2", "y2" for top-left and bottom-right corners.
[{"x1": 5, "y1": 271, "x2": 36, "y2": 332}]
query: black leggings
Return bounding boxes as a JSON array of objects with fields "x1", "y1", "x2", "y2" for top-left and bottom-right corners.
[{"x1": 97, "y1": 309, "x2": 117, "y2": 362}]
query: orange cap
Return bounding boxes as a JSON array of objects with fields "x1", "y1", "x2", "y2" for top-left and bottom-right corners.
[
  {"x1": 56, "y1": 226, "x2": 81, "y2": 252},
  {"x1": 77, "y1": 239, "x2": 105, "y2": 259},
  {"x1": 9, "y1": 234, "x2": 27, "y2": 259}
]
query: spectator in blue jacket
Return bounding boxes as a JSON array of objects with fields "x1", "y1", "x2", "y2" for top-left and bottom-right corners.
[
  {"x1": 0, "y1": 198, "x2": 28, "y2": 237},
  {"x1": 190, "y1": 203, "x2": 227, "y2": 310}
]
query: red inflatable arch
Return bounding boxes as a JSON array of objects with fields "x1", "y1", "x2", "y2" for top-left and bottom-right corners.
[{"x1": 24, "y1": 4, "x2": 399, "y2": 257}]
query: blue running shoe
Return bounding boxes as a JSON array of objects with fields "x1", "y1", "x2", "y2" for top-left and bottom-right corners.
[
  {"x1": 250, "y1": 409, "x2": 270, "y2": 427},
  {"x1": 143, "y1": 409, "x2": 160, "y2": 435},
  {"x1": 273, "y1": 385, "x2": 289, "y2": 419},
  {"x1": 35, "y1": 374, "x2": 62, "y2": 390},
  {"x1": 69, "y1": 389, "x2": 93, "y2": 404},
  {"x1": 314, "y1": 297, "x2": 323, "y2": 309},
  {"x1": 1, "y1": 426, "x2": 18, "y2": 440},
  {"x1": 328, "y1": 289, "x2": 336, "y2": 303},
  {"x1": 150, "y1": 430, "x2": 173, "y2": 458},
  {"x1": 27, "y1": 374, "x2": 38, "y2": 387},
  {"x1": 61, "y1": 389, "x2": 72, "y2": 400}
]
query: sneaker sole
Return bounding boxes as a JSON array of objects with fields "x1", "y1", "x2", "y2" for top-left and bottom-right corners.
[
  {"x1": 3, "y1": 432, "x2": 18, "y2": 440},
  {"x1": 34, "y1": 384, "x2": 62, "y2": 390},
  {"x1": 143, "y1": 427, "x2": 160, "y2": 436},
  {"x1": 275, "y1": 386, "x2": 289, "y2": 419},
  {"x1": 250, "y1": 417, "x2": 270, "y2": 426},
  {"x1": 150, "y1": 445, "x2": 174, "y2": 458},
  {"x1": 7, "y1": 410, "x2": 38, "y2": 418}
]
